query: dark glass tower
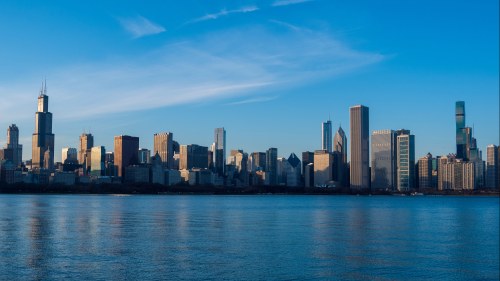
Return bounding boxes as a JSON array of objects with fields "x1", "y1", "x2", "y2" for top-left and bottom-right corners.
[
  {"x1": 456, "y1": 101, "x2": 466, "y2": 160},
  {"x1": 32, "y1": 82, "x2": 55, "y2": 170}
]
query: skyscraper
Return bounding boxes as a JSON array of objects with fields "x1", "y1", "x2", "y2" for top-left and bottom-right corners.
[
  {"x1": 214, "y1": 128, "x2": 226, "y2": 176},
  {"x1": 61, "y1": 147, "x2": 77, "y2": 164},
  {"x1": 153, "y1": 132, "x2": 173, "y2": 168},
  {"x1": 418, "y1": 153, "x2": 433, "y2": 189},
  {"x1": 114, "y1": 135, "x2": 139, "y2": 178},
  {"x1": 334, "y1": 126, "x2": 347, "y2": 165},
  {"x1": 180, "y1": 144, "x2": 209, "y2": 170},
  {"x1": 266, "y1": 147, "x2": 278, "y2": 185},
  {"x1": 78, "y1": 133, "x2": 94, "y2": 165},
  {"x1": 32, "y1": 82, "x2": 55, "y2": 170},
  {"x1": 456, "y1": 101, "x2": 467, "y2": 160},
  {"x1": 350, "y1": 105, "x2": 369, "y2": 191},
  {"x1": 314, "y1": 150, "x2": 334, "y2": 187},
  {"x1": 396, "y1": 129, "x2": 415, "y2": 191},
  {"x1": 3, "y1": 124, "x2": 23, "y2": 167},
  {"x1": 486, "y1": 145, "x2": 498, "y2": 189},
  {"x1": 322, "y1": 119, "x2": 332, "y2": 152},
  {"x1": 371, "y1": 130, "x2": 396, "y2": 191},
  {"x1": 138, "y1": 148, "x2": 151, "y2": 164},
  {"x1": 90, "y1": 146, "x2": 106, "y2": 177},
  {"x1": 333, "y1": 126, "x2": 348, "y2": 187}
]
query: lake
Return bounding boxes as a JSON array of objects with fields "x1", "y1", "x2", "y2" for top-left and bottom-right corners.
[{"x1": 0, "y1": 195, "x2": 498, "y2": 280}]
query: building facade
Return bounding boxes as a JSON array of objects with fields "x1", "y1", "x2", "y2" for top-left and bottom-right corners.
[
  {"x1": 32, "y1": 82, "x2": 55, "y2": 170},
  {"x1": 153, "y1": 132, "x2": 173, "y2": 168},
  {"x1": 314, "y1": 150, "x2": 333, "y2": 187},
  {"x1": 418, "y1": 153, "x2": 433, "y2": 189},
  {"x1": 371, "y1": 130, "x2": 396, "y2": 191},
  {"x1": 350, "y1": 105, "x2": 370, "y2": 190},
  {"x1": 114, "y1": 135, "x2": 139, "y2": 178},
  {"x1": 214, "y1": 128, "x2": 226, "y2": 176},
  {"x1": 322, "y1": 119, "x2": 332, "y2": 152},
  {"x1": 486, "y1": 145, "x2": 498, "y2": 189},
  {"x1": 396, "y1": 130, "x2": 415, "y2": 191}
]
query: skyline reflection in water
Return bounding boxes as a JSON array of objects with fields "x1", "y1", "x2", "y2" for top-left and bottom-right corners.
[{"x1": 0, "y1": 195, "x2": 498, "y2": 280}]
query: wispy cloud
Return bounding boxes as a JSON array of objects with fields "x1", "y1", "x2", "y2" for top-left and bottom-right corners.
[
  {"x1": 188, "y1": 6, "x2": 259, "y2": 23},
  {"x1": 118, "y1": 15, "x2": 165, "y2": 38},
  {"x1": 272, "y1": 0, "x2": 314, "y2": 7},
  {"x1": 0, "y1": 24, "x2": 384, "y2": 122},
  {"x1": 226, "y1": 96, "x2": 278, "y2": 106}
]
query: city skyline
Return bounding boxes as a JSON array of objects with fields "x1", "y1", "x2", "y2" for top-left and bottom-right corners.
[{"x1": 0, "y1": 1, "x2": 498, "y2": 162}]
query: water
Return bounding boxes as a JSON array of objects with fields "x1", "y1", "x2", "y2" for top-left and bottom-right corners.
[{"x1": 0, "y1": 195, "x2": 498, "y2": 281}]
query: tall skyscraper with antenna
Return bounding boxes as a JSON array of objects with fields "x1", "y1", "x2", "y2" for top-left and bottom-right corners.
[{"x1": 31, "y1": 81, "x2": 55, "y2": 170}]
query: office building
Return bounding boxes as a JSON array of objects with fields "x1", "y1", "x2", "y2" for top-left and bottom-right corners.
[
  {"x1": 180, "y1": 144, "x2": 209, "y2": 170},
  {"x1": 61, "y1": 147, "x2": 77, "y2": 164},
  {"x1": 322, "y1": 119, "x2": 332, "y2": 152},
  {"x1": 486, "y1": 145, "x2": 498, "y2": 189},
  {"x1": 302, "y1": 151, "x2": 314, "y2": 176},
  {"x1": 3, "y1": 124, "x2": 23, "y2": 167},
  {"x1": 78, "y1": 133, "x2": 94, "y2": 175},
  {"x1": 396, "y1": 130, "x2": 415, "y2": 191},
  {"x1": 138, "y1": 148, "x2": 151, "y2": 164},
  {"x1": 350, "y1": 105, "x2": 369, "y2": 190},
  {"x1": 314, "y1": 150, "x2": 334, "y2": 187},
  {"x1": 371, "y1": 130, "x2": 396, "y2": 191},
  {"x1": 114, "y1": 135, "x2": 139, "y2": 178},
  {"x1": 286, "y1": 153, "x2": 301, "y2": 187},
  {"x1": 266, "y1": 147, "x2": 278, "y2": 185},
  {"x1": 153, "y1": 132, "x2": 173, "y2": 168},
  {"x1": 90, "y1": 146, "x2": 106, "y2": 177},
  {"x1": 333, "y1": 126, "x2": 348, "y2": 186},
  {"x1": 32, "y1": 82, "x2": 55, "y2": 170},
  {"x1": 214, "y1": 128, "x2": 226, "y2": 176}
]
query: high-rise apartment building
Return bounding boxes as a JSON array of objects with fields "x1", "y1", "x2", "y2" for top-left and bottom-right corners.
[
  {"x1": 114, "y1": 135, "x2": 139, "y2": 178},
  {"x1": 350, "y1": 105, "x2": 369, "y2": 190},
  {"x1": 418, "y1": 153, "x2": 433, "y2": 189},
  {"x1": 214, "y1": 128, "x2": 226, "y2": 176},
  {"x1": 153, "y1": 132, "x2": 173, "y2": 168},
  {"x1": 439, "y1": 158, "x2": 475, "y2": 190},
  {"x1": 32, "y1": 82, "x2": 55, "y2": 170},
  {"x1": 322, "y1": 119, "x2": 332, "y2": 152},
  {"x1": 371, "y1": 130, "x2": 396, "y2": 191},
  {"x1": 396, "y1": 130, "x2": 415, "y2": 191}
]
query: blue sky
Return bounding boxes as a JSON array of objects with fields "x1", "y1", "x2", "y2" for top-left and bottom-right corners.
[{"x1": 0, "y1": 0, "x2": 498, "y2": 162}]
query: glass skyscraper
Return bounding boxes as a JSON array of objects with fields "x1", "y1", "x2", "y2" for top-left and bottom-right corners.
[
  {"x1": 371, "y1": 130, "x2": 396, "y2": 191},
  {"x1": 322, "y1": 120, "x2": 332, "y2": 152},
  {"x1": 456, "y1": 101, "x2": 467, "y2": 160}
]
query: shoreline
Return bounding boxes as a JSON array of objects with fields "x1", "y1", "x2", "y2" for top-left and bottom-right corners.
[{"x1": 0, "y1": 183, "x2": 498, "y2": 196}]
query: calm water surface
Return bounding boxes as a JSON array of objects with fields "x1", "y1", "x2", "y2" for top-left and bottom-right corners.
[{"x1": 0, "y1": 195, "x2": 498, "y2": 280}]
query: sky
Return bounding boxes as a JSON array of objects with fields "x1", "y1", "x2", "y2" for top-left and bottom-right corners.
[{"x1": 0, "y1": 0, "x2": 498, "y2": 162}]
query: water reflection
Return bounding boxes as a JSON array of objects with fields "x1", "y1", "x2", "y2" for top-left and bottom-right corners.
[{"x1": 0, "y1": 195, "x2": 497, "y2": 281}]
